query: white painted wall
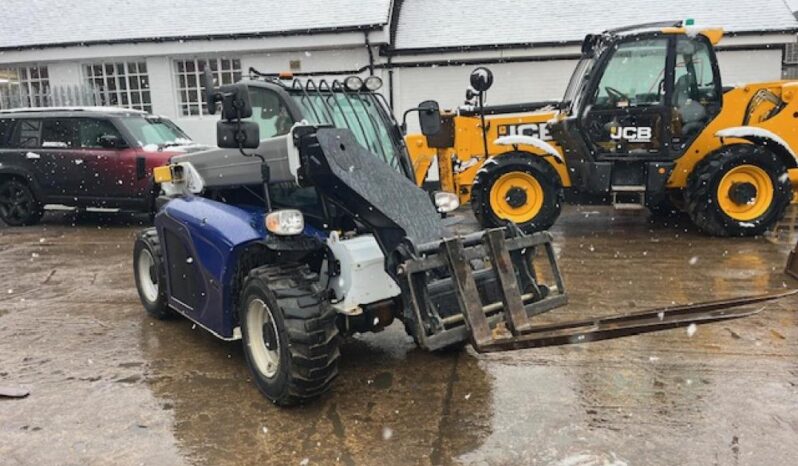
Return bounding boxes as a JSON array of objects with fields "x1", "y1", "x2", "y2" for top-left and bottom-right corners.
[
  {"x1": 393, "y1": 60, "x2": 578, "y2": 133},
  {"x1": 716, "y1": 49, "x2": 784, "y2": 86}
]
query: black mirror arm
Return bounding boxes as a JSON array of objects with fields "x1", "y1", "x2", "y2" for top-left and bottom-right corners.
[
  {"x1": 228, "y1": 115, "x2": 271, "y2": 211},
  {"x1": 478, "y1": 92, "x2": 490, "y2": 159},
  {"x1": 401, "y1": 107, "x2": 420, "y2": 135}
]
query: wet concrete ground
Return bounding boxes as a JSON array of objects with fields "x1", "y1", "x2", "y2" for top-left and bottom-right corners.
[{"x1": 2, "y1": 206, "x2": 798, "y2": 465}]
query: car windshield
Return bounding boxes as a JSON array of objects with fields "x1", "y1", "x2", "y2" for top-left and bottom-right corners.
[
  {"x1": 118, "y1": 115, "x2": 192, "y2": 148},
  {"x1": 288, "y1": 90, "x2": 404, "y2": 171}
]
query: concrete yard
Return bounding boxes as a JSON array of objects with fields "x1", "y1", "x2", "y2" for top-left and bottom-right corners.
[{"x1": 1, "y1": 206, "x2": 797, "y2": 465}]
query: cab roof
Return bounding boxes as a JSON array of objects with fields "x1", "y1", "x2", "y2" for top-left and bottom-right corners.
[{"x1": 582, "y1": 20, "x2": 724, "y2": 56}]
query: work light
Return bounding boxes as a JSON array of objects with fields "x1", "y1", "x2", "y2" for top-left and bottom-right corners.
[
  {"x1": 364, "y1": 76, "x2": 383, "y2": 91},
  {"x1": 344, "y1": 76, "x2": 364, "y2": 91}
]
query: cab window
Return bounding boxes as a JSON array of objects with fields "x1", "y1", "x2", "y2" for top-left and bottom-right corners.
[
  {"x1": 671, "y1": 37, "x2": 721, "y2": 144},
  {"x1": 249, "y1": 88, "x2": 294, "y2": 139},
  {"x1": 593, "y1": 38, "x2": 668, "y2": 109}
]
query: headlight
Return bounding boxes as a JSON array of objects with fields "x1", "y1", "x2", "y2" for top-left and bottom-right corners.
[
  {"x1": 364, "y1": 76, "x2": 383, "y2": 91},
  {"x1": 344, "y1": 75, "x2": 364, "y2": 91},
  {"x1": 434, "y1": 192, "x2": 459, "y2": 213},
  {"x1": 265, "y1": 209, "x2": 304, "y2": 235}
]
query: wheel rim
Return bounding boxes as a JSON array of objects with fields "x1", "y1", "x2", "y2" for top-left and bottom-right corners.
[
  {"x1": 136, "y1": 249, "x2": 159, "y2": 303},
  {"x1": 0, "y1": 183, "x2": 34, "y2": 223},
  {"x1": 489, "y1": 172, "x2": 544, "y2": 223},
  {"x1": 717, "y1": 165, "x2": 774, "y2": 221},
  {"x1": 246, "y1": 298, "x2": 280, "y2": 378}
]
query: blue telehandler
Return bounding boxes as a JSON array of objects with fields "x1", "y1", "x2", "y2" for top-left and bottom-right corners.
[{"x1": 133, "y1": 69, "x2": 794, "y2": 405}]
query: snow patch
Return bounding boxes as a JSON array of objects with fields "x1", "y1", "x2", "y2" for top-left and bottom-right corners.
[
  {"x1": 715, "y1": 126, "x2": 798, "y2": 162},
  {"x1": 494, "y1": 135, "x2": 563, "y2": 162}
]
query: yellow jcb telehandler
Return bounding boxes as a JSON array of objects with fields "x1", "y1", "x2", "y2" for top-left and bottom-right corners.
[{"x1": 407, "y1": 20, "x2": 798, "y2": 236}]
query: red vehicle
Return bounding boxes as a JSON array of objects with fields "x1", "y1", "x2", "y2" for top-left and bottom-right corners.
[{"x1": 0, "y1": 107, "x2": 205, "y2": 225}]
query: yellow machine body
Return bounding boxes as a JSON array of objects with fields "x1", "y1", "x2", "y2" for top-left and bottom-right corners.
[{"x1": 406, "y1": 24, "x2": 798, "y2": 236}]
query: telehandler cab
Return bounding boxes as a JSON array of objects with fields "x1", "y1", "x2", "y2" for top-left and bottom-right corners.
[
  {"x1": 133, "y1": 67, "x2": 794, "y2": 405},
  {"x1": 408, "y1": 20, "x2": 798, "y2": 237}
]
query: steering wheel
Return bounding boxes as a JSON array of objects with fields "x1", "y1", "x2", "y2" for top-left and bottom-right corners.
[{"x1": 605, "y1": 86, "x2": 630, "y2": 104}]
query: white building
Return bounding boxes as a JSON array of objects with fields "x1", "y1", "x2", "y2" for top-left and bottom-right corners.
[{"x1": 1, "y1": 0, "x2": 796, "y2": 143}]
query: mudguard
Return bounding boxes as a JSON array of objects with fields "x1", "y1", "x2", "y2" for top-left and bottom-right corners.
[
  {"x1": 716, "y1": 126, "x2": 798, "y2": 165},
  {"x1": 156, "y1": 196, "x2": 266, "y2": 339},
  {"x1": 494, "y1": 135, "x2": 564, "y2": 164}
]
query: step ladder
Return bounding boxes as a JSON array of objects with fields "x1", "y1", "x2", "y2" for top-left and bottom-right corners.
[{"x1": 611, "y1": 185, "x2": 646, "y2": 210}]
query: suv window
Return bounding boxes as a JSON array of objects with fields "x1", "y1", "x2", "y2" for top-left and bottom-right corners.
[
  {"x1": 0, "y1": 119, "x2": 14, "y2": 148},
  {"x1": 41, "y1": 119, "x2": 78, "y2": 148},
  {"x1": 77, "y1": 118, "x2": 125, "y2": 148},
  {"x1": 13, "y1": 119, "x2": 43, "y2": 148}
]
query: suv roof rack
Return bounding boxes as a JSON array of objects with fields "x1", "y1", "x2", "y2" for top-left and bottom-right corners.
[{"x1": 0, "y1": 106, "x2": 149, "y2": 115}]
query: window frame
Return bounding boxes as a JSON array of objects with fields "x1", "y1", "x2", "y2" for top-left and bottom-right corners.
[
  {"x1": 590, "y1": 37, "x2": 671, "y2": 111},
  {"x1": 174, "y1": 57, "x2": 242, "y2": 117},
  {"x1": 0, "y1": 65, "x2": 50, "y2": 109},
  {"x1": 83, "y1": 61, "x2": 151, "y2": 112}
]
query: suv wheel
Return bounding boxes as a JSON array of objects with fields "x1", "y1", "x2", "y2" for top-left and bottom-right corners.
[{"x1": 0, "y1": 179, "x2": 43, "y2": 226}]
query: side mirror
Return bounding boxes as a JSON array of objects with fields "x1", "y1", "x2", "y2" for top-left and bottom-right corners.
[
  {"x1": 417, "y1": 100, "x2": 441, "y2": 137},
  {"x1": 98, "y1": 134, "x2": 125, "y2": 149},
  {"x1": 220, "y1": 83, "x2": 253, "y2": 121},
  {"x1": 217, "y1": 120, "x2": 260, "y2": 149},
  {"x1": 469, "y1": 67, "x2": 494, "y2": 93}
]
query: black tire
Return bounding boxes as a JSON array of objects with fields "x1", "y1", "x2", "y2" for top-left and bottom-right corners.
[
  {"x1": 471, "y1": 152, "x2": 563, "y2": 233},
  {"x1": 685, "y1": 144, "x2": 792, "y2": 236},
  {"x1": 0, "y1": 179, "x2": 43, "y2": 226},
  {"x1": 133, "y1": 228, "x2": 173, "y2": 319},
  {"x1": 240, "y1": 265, "x2": 340, "y2": 406}
]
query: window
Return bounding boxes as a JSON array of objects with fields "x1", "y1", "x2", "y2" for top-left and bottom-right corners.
[
  {"x1": 116, "y1": 115, "x2": 191, "y2": 147},
  {"x1": 175, "y1": 58, "x2": 242, "y2": 116},
  {"x1": 248, "y1": 88, "x2": 294, "y2": 139},
  {"x1": 13, "y1": 119, "x2": 43, "y2": 148},
  {"x1": 0, "y1": 119, "x2": 14, "y2": 147},
  {"x1": 671, "y1": 37, "x2": 720, "y2": 143},
  {"x1": 41, "y1": 119, "x2": 78, "y2": 148},
  {"x1": 289, "y1": 91, "x2": 401, "y2": 169},
  {"x1": 85, "y1": 62, "x2": 151, "y2": 112},
  {"x1": 594, "y1": 38, "x2": 668, "y2": 109},
  {"x1": 0, "y1": 66, "x2": 50, "y2": 109},
  {"x1": 77, "y1": 119, "x2": 124, "y2": 148}
]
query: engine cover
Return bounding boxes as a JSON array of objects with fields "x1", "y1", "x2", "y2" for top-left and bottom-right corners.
[{"x1": 323, "y1": 232, "x2": 401, "y2": 315}]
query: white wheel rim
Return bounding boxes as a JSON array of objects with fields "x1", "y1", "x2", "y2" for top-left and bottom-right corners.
[
  {"x1": 246, "y1": 298, "x2": 280, "y2": 378},
  {"x1": 137, "y1": 248, "x2": 159, "y2": 303}
]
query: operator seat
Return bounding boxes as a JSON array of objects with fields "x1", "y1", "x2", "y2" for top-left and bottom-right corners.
[{"x1": 673, "y1": 73, "x2": 707, "y2": 140}]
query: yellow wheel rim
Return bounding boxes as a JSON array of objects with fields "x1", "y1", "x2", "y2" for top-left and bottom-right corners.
[
  {"x1": 489, "y1": 172, "x2": 544, "y2": 223},
  {"x1": 716, "y1": 165, "x2": 774, "y2": 221}
]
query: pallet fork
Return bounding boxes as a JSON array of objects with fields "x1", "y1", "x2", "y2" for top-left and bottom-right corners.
[{"x1": 400, "y1": 227, "x2": 797, "y2": 353}]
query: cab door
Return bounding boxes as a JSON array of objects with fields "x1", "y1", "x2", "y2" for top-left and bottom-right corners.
[{"x1": 581, "y1": 36, "x2": 673, "y2": 159}]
